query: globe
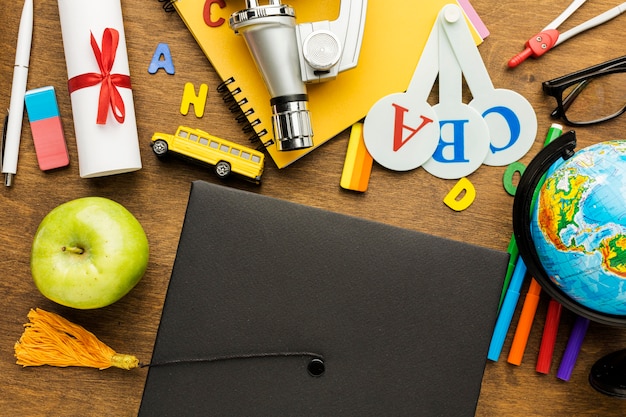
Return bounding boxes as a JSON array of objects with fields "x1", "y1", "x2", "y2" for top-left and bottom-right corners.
[{"x1": 531, "y1": 140, "x2": 626, "y2": 317}]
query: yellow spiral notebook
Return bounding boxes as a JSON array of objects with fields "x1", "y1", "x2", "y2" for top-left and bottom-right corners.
[{"x1": 169, "y1": 0, "x2": 485, "y2": 168}]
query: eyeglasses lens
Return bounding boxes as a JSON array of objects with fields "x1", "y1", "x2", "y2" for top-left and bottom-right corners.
[{"x1": 563, "y1": 72, "x2": 626, "y2": 124}]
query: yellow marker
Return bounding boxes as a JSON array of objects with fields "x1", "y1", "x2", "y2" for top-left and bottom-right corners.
[
  {"x1": 443, "y1": 177, "x2": 476, "y2": 211},
  {"x1": 340, "y1": 122, "x2": 373, "y2": 192},
  {"x1": 180, "y1": 82, "x2": 208, "y2": 117}
]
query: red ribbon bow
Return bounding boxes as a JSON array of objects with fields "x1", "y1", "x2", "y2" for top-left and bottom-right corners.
[{"x1": 67, "y1": 28, "x2": 131, "y2": 125}]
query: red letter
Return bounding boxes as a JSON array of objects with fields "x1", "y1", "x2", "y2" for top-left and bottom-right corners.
[
  {"x1": 392, "y1": 103, "x2": 434, "y2": 151},
  {"x1": 204, "y1": 0, "x2": 226, "y2": 28}
]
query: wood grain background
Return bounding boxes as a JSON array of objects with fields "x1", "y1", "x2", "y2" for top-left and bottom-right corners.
[{"x1": 1, "y1": 0, "x2": 625, "y2": 415}]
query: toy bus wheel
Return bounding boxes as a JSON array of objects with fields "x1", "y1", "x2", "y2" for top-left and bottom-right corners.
[
  {"x1": 215, "y1": 161, "x2": 231, "y2": 178},
  {"x1": 152, "y1": 139, "x2": 168, "y2": 156}
]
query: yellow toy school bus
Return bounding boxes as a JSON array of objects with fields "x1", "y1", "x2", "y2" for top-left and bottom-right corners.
[{"x1": 151, "y1": 126, "x2": 265, "y2": 183}]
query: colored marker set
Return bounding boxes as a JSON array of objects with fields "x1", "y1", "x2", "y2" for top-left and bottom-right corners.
[
  {"x1": 493, "y1": 282, "x2": 588, "y2": 381},
  {"x1": 488, "y1": 124, "x2": 589, "y2": 381}
]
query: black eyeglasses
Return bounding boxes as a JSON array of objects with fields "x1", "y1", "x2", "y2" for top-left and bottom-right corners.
[{"x1": 542, "y1": 55, "x2": 626, "y2": 126}]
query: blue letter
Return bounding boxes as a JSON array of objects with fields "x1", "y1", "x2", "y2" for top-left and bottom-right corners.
[
  {"x1": 432, "y1": 119, "x2": 470, "y2": 163},
  {"x1": 482, "y1": 106, "x2": 521, "y2": 153},
  {"x1": 148, "y1": 43, "x2": 175, "y2": 75}
]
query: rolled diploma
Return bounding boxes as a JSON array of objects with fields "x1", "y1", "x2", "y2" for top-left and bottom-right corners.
[{"x1": 58, "y1": 0, "x2": 142, "y2": 178}]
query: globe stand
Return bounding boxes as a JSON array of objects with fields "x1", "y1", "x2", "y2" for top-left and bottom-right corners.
[{"x1": 589, "y1": 349, "x2": 626, "y2": 398}]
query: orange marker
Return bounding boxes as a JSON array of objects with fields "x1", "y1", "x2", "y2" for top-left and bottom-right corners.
[
  {"x1": 507, "y1": 278, "x2": 542, "y2": 366},
  {"x1": 340, "y1": 122, "x2": 373, "y2": 192}
]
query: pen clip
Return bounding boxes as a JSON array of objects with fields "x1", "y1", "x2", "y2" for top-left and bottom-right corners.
[{"x1": 0, "y1": 110, "x2": 8, "y2": 173}]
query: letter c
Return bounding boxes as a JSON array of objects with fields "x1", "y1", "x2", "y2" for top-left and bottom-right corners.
[
  {"x1": 482, "y1": 106, "x2": 521, "y2": 154},
  {"x1": 204, "y1": 0, "x2": 226, "y2": 28}
]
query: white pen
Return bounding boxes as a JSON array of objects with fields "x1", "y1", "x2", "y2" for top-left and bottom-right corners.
[{"x1": 3, "y1": 0, "x2": 33, "y2": 187}]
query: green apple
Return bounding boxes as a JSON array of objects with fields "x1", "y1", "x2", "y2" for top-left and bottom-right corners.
[{"x1": 30, "y1": 197, "x2": 149, "y2": 309}]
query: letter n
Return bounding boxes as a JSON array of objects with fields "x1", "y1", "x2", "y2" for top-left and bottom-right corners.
[{"x1": 180, "y1": 82, "x2": 209, "y2": 118}]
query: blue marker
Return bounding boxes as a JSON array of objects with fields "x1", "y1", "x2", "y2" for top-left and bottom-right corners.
[{"x1": 488, "y1": 258, "x2": 527, "y2": 361}]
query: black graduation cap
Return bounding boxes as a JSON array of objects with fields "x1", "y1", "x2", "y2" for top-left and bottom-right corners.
[{"x1": 139, "y1": 181, "x2": 507, "y2": 416}]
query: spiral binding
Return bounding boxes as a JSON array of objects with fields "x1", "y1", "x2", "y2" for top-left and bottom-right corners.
[
  {"x1": 158, "y1": 0, "x2": 176, "y2": 12},
  {"x1": 217, "y1": 78, "x2": 272, "y2": 150}
]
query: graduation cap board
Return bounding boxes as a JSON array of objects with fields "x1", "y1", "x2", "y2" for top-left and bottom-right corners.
[{"x1": 138, "y1": 181, "x2": 508, "y2": 416}]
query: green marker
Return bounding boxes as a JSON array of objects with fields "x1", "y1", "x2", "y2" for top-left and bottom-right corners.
[
  {"x1": 531, "y1": 123, "x2": 564, "y2": 208},
  {"x1": 498, "y1": 123, "x2": 563, "y2": 311},
  {"x1": 498, "y1": 237, "x2": 520, "y2": 310},
  {"x1": 542, "y1": 123, "x2": 565, "y2": 147}
]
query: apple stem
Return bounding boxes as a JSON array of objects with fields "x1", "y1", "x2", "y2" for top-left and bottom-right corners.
[{"x1": 62, "y1": 246, "x2": 85, "y2": 255}]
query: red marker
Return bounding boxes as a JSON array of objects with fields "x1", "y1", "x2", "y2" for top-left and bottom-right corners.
[{"x1": 536, "y1": 299, "x2": 562, "y2": 374}]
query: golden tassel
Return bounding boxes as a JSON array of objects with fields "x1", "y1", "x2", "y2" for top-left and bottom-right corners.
[{"x1": 14, "y1": 308, "x2": 139, "y2": 370}]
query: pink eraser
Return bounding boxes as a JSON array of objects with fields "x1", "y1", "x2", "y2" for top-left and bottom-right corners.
[{"x1": 24, "y1": 86, "x2": 70, "y2": 171}]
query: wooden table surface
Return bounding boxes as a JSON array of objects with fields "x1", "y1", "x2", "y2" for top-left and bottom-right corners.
[{"x1": 1, "y1": 0, "x2": 625, "y2": 415}]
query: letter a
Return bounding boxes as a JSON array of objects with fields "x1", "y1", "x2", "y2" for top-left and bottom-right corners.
[
  {"x1": 392, "y1": 103, "x2": 433, "y2": 152},
  {"x1": 148, "y1": 43, "x2": 175, "y2": 75},
  {"x1": 180, "y1": 82, "x2": 209, "y2": 118}
]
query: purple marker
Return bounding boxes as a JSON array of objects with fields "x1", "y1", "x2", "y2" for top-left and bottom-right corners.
[{"x1": 557, "y1": 316, "x2": 590, "y2": 381}]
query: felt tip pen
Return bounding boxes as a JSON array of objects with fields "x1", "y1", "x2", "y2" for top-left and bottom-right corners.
[
  {"x1": 497, "y1": 123, "x2": 562, "y2": 312},
  {"x1": 2, "y1": 0, "x2": 33, "y2": 186},
  {"x1": 498, "y1": 236, "x2": 519, "y2": 311},
  {"x1": 543, "y1": 123, "x2": 563, "y2": 146},
  {"x1": 536, "y1": 298, "x2": 562, "y2": 374},
  {"x1": 506, "y1": 124, "x2": 564, "y2": 364},
  {"x1": 488, "y1": 257, "x2": 527, "y2": 361},
  {"x1": 490, "y1": 123, "x2": 564, "y2": 362},
  {"x1": 557, "y1": 316, "x2": 590, "y2": 381},
  {"x1": 507, "y1": 278, "x2": 542, "y2": 365},
  {"x1": 535, "y1": 123, "x2": 563, "y2": 368}
]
